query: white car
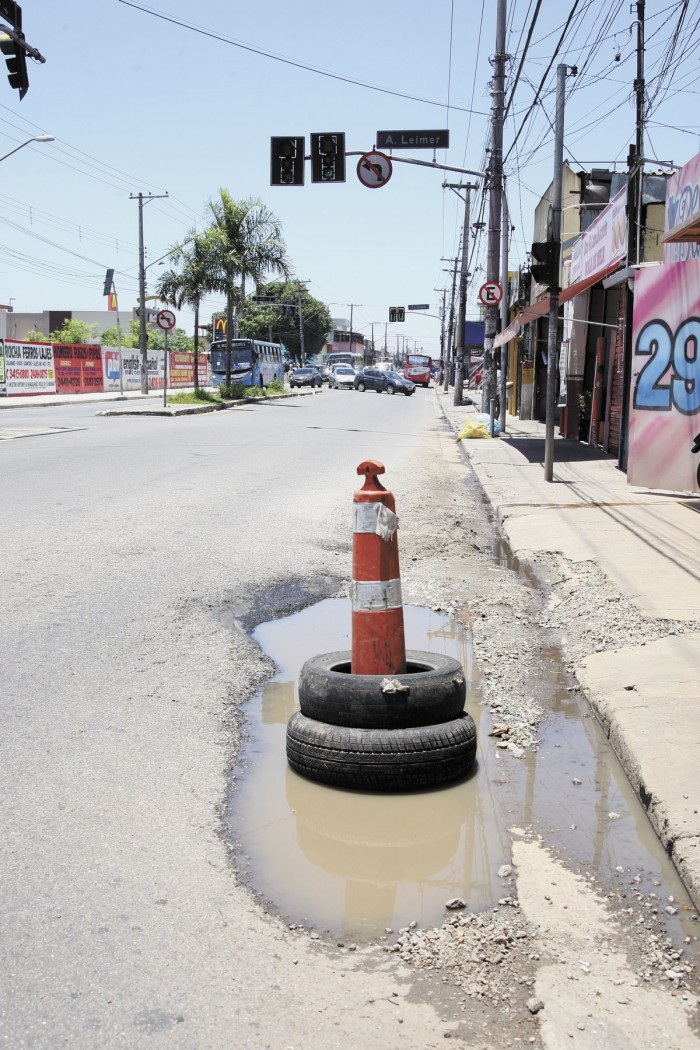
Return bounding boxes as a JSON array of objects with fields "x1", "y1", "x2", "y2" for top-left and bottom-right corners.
[{"x1": 329, "y1": 365, "x2": 356, "y2": 389}]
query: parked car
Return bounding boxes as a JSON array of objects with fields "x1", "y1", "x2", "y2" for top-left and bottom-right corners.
[
  {"x1": 353, "y1": 367, "x2": 416, "y2": 396},
  {"x1": 328, "y1": 365, "x2": 356, "y2": 389},
  {"x1": 289, "y1": 366, "x2": 322, "y2": 388}
]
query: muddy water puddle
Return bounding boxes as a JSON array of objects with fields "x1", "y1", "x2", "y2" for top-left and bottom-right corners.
[{"x1": 227, "y1": 598, "x2": 698, "y2": 944}]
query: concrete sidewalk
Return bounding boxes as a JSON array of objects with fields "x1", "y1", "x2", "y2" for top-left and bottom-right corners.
[
  {"x1": 438, "y1": 390, "x2": 700, "y2": 907},
  {"x1": 437, "y1": 387, "x2": 700, "y2": 906}
]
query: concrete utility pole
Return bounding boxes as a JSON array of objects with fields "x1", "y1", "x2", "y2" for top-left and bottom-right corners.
[
  {"x1": 543, "y1": 65, "x2": 568, "y2": 482},
  {"x1": 619, "y1": 0, "x2": 645, "y2": 471},
  {"x1": 499, "y1": 179, "x2": 509, "y2": 433},
  {"x1": 446, "y1": 183, "x2": 479, "y2": 406},
  {"x1": 442, "y1": 261, "x2": 458, "y2": 393},
  {"x1": 482, "y1": 0, "x2": 507, "y2": 414},
  {"x1": 130, "y1": 191, "x2": 169, "y2": 394}
]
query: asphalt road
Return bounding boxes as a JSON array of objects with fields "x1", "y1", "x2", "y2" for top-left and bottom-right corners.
[{"x1": 1, "y1": 387, "x2": 461, "y2": 1049}]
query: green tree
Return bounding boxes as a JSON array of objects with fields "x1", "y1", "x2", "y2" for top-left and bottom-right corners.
[
  {"x1": 156, "y1": 232, "x2": 212, "y2": 391},
  {"x1": 22, "y1": 328, "x2": 49, "y2": 343},
  {"x1": 239, "y1": 280, "x2": 333, "y2": 365},
  {"x1": 50, "y1": 318, "x2": 100, "y2": 344},
  {"x1": 205, "y1": 191, "x2": 290, "y2": 385},
  {"x1": 100, "y1": 320, "x2": 192, "y2": 352}
]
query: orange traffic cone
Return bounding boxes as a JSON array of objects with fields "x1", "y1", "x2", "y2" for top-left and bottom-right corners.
[{"x1": 351, "y1": 460, "x2": 407, "y2": 675}]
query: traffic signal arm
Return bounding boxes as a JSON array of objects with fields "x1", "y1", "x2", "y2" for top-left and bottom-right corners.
[{"x1": 0, "y1": 1, "x2": 45, "y2": 100}]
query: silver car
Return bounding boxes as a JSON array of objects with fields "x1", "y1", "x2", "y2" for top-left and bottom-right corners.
[{"x1": 329, "y1": 365, "x2": 356, "y2": 389}]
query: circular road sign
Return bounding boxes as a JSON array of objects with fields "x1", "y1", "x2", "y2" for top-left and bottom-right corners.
[
  {"x1": 357, "y1": 151, "x2": 393, "y2": 189},
  {"x1": 156, "y1": 309, "x2": 176, "y2": 331},
  {"x1": 478, "y1": 281, "x2": 503, "y2": 307}
]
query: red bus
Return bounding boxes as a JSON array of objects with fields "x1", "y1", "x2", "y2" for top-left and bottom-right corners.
[{"x1": 404, "y1": 352, "x2": 432, "y2": 387}]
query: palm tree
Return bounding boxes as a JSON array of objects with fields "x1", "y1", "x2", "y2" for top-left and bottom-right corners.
[
  {"x1": 206, "y1": 190, "x2": 290, "y2": 386},
  {"x1": 156, "y1": 232, "x2": 212, "y2": 392}
]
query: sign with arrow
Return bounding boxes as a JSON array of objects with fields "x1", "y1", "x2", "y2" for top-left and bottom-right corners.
[{"x1": 357, "y1": 150, "x2": 392, "y2": 189}]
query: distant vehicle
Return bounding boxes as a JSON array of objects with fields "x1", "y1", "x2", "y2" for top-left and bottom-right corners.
[
  {"x1": 326, "y1": 351, "x2": 364, "y2": 372},
  {"x1": 313, "y1": 365, "x2": 331, "y2": 384},
  {"x1": 354, "y1": 367, "x2": 415, "y2": 396},
  {"x1": 289, "y1": 366, "x2": 322, "y2": 388},
  {"x1": 210, "y1": 337, "x2": 284, "y2": 389},
  {"x1": 403, "y1": 353, "x2": 433, "y2": 387},
  {"x1": 328, "y1": 365, "x2": 356, "y2": 389},
  {"x1": 374, "y1": 360, "x2": 393, "y2": 370}
]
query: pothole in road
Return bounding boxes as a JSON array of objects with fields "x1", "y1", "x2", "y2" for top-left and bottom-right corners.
[{"x1": 226, "y1": 598, "x2": 699, "y2": 949}]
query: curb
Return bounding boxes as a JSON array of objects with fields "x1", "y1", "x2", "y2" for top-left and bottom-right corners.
[{"x1": 96, "y1": 389, "x2": 320, "y2": 417}]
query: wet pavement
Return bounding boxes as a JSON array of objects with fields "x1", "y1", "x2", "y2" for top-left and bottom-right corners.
[{"x1": 227, "y1": 598, "x2": 697, "y2": 950}]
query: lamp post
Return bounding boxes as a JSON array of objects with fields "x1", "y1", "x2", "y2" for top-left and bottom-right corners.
[{"x1": 0, "y1": 133, "x2": 54, "y2": 163}]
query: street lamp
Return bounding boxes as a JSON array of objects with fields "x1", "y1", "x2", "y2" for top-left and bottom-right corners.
[{"x1": 0, "y1": 133, "x2": 54, "y2": 164}]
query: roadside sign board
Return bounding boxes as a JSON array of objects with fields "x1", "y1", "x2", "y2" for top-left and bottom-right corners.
[
  {"x1": 357, "y1": 151, "x2": 392, "y2": 189},
  {"x1": 478, "y1": 282, "x2": 503, "y2": 307},
  {"x1": 376, "y1": 130, "x2": 449, "y2": 150},
  {"x1": 408, "y1": 304, "x2": 430, "y2": 311},
  {"x1": 156, "y1": 309, "x2": 176, "y2": 331}
]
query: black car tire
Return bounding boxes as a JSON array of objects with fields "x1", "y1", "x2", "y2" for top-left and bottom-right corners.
[
  {"x1": 297, "y1": 649, "x2": 466, "y2": 729},
  {"x1": 286, "y1": 711, "x2": 477, "y2": 792},
  {"x1": 356, "y1": 381, "x2": 366, "y2": 392},
  {"x1": 386, "y1": 383, "x2": 396, "y2": 395}
]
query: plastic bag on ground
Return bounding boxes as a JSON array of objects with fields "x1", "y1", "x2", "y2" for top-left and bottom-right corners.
[{"x1": 457, "y1": 419, "x2": 490, "y2": 440}]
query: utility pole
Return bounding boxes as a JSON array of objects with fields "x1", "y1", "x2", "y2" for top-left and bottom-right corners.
[
  {"x1": 435, "y1": 288, "x2": 447, "y2": 383},
  {"x1": 482, "y1": 0, "x2": 507, "y2": 413},
  {"x1": 448, "y1": 183, "x2": 478, "y2": 406},
  {"x1": 130, "y1": 191, "x2": 169, "y2": 394},
  {"x1": 619, "y1": 0, "x2": 645, "y2": 471},
  {"x1": 442, "y1": 261, "x2": 458, "y2": 393},
  {"x1": 499, "y1": 178, "x2": 509, "y2": 433},
  {"x1": 543, "y1": 65, "x2": 568, "y2": 482},
  {"x1": 298, "y1": 291, "x2": 306, "y2": 366}
]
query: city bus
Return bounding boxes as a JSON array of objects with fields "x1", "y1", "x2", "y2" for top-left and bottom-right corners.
[
  {"x1": 210, "y1": 337, "x2": 285, "y2": 389},
  {"x1": 404, "y1": 352, "x2": 433, "y2": 387},
  {"x1": 326, "y1": 350, "x2": 364, "y2": 372}
]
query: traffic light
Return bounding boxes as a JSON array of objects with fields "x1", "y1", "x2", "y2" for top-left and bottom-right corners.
[
  {"x1": 530, "y1": 241, "x2": 558, "y2": 289},
  {"x1": 389, "y1": 307, "x2": 397, "y2": 322},
  {"x1": 0, "y1": 1, "x2": 28, "y2": 100},
  {"x1": 270, "y1": 136, "x2": 305, "y2": 186},
  {"x1": 310, "y1": 132, "x2": 346, "y2": 183},
  {"x1": 102, "y1": 268, "x2": 114, "y2": 296},
  {"x1": 397, "y1": 307, "x2": 405, "y2": 322}
]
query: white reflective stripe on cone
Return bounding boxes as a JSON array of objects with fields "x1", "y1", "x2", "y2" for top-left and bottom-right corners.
[
  {"x1": 353, "y1": 502, "x2": 399, "y2": 541},
  {"x1": 350, "y1": 578, "x2": 403, "y2": 611}
]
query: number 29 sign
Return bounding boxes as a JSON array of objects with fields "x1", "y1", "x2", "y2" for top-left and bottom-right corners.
[{"x1": 628, "y1": 262, "x2": 700, "y2": 491}]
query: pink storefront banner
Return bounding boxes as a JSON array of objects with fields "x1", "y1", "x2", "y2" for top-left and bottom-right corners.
[{"x1": 629, "y1": 259, "x2": 700, "y2": 492}]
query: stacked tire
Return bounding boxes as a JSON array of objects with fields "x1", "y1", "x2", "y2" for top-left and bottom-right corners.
[{"x1": 286, "y1": 650, "x2": 477, "y2": 792}]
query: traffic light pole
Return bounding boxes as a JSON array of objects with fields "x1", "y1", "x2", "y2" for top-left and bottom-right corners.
[
  {"x1": 130, "y1": 191, "x2": 169, "y2": 395},
  {"x1": 543, "y1": 65, "x2": 567, "y2": 483}
]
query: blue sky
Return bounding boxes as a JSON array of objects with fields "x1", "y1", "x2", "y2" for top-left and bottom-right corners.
[{"x1": 1, "y1": 0, "x2": 698, "y2": 356}]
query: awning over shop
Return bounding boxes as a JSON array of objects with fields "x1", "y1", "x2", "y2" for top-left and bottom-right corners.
[
  {"x1": 493, "y1": 259, "x2": 623, "y2": 348},
  {"x1": 663, "y1": 214, "x2": 700, "y2": 243}
]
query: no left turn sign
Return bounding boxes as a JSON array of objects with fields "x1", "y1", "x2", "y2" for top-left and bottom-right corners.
[
  {"x1": 357, "y1": 151, "x2": 393, "y2": 189},
  {"x1": 478, "y1": 281, "x2": 503, "y2": 307},
  {"x1": 156, "y1": 309, "x2": 176, "y2": 331}
]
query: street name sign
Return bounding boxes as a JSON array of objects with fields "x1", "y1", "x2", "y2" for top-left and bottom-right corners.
[
  {"x1": 376, "y1": 130, "x2": 449, "y2": 150},
  {"x1": 408, "y1": 304, "x2": 430, "y2": 311}
]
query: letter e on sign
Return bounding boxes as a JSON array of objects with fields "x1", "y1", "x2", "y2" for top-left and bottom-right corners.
[{"x1": 478, "y1": 282, "x2": 503, "y2": 307}]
